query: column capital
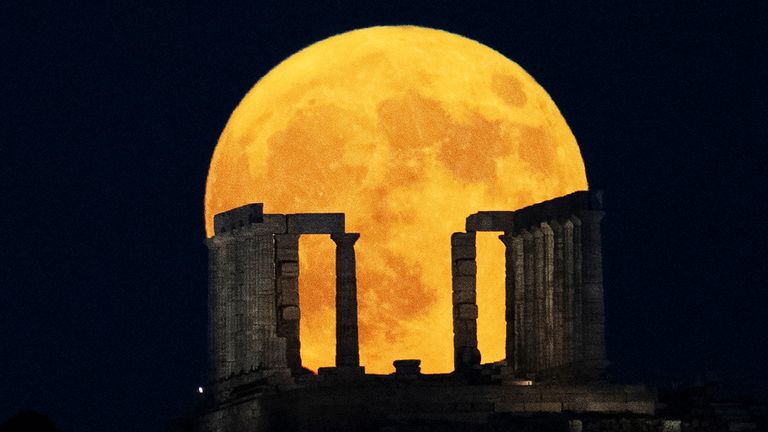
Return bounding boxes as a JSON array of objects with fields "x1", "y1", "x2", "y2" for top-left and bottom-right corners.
[
  {"x1": 498, "y1": 232, "x2": 516, "y2": 247},
  {"x1": 331, "y1": 232, "x2": 360, "y2": 247}
]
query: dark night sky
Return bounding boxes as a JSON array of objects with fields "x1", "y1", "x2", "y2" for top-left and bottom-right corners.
[{"x1": 1, "y1": 1, "x2": 766, "y2": 431}]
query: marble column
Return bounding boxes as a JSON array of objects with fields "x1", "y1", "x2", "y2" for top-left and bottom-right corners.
[
  {"x1": 541, "y1": 222, "x2": 555, "y2": 370},
  {"x1": 562, "y1": 218, "x2": 575, "y2": 365},
  {"x1": 578, "y1": 210, "x2": 607, "y2": 374},
  {"x1": 451, "y1": 232, "x2": 479, "y2": 371},
  {"x1": 521, "y1": 229, "x2": 535, "y2": 373},
  {"x1": 550, "y1": 219, "x2": 565, "y2": 369},
  {"x1": 242, "y1": 229, "x2": 286, "y2": 371},
  {"x1": 219, "y1": 237, "x2": 238, "y2": 378},
  {"x1": 331, "y1": 232, "x2": 361, "y2": 368},
  {"x1": 275, "y1": 233, "x2": 301, "y2": 372},
  {"x1": 532, "y1": 226, "x2": 545, "y2": 371},
  {"x1": 499, "y1": 232, "x2": 521, "y2": 371},
  {"x1": 570, "y1": 215, "x2": 584, "y2": 363}
]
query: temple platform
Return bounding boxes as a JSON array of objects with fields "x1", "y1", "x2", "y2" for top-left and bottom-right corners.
[{"x1": 199, "y1": 369, "x2": 656, "y2": 432}]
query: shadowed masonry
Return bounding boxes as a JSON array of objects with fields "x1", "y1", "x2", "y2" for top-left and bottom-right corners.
[
  {"x1": 455, "y1": 190, "x2": 607, "y2": 381},
  {"x1": 200, "y1": 191, "x2": 656, "y2": 432}
]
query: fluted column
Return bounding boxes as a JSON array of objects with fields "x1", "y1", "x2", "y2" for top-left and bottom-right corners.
[
  {"x1": 451, "y1": 232, "x2": 479, "y2": 372},
  {"x1": 521, "y1": 229, "x2": 535, "y2": 373},
  {"x1": 550, "y1": 219, "x2": 565, "y2": 369},
  {"x1": 242, "y1": 230, "x2": 286, "y2": 371},
  {"x1": 541, "y1": 222, "x2": 555, "y2": 370},
  {"x1": 499, "y1": 232, "x2": 521, "y2": 371},
  {"x1": 532, "y1": 227, "x2": 546, "y2": 370},
  {"x1": 578, "y1": 210, "x2": 607, "y2": 374},
  {"x1": 331, "y1": 232, "x2": 361, "y2": 368},
  {"x1": 562, "y1": 218, "x2": 575, "y2": 364},
  {"x1": 570, "y1": 215, "x2": 584, "y2": 363},
  {"x1": 218, "y1": 238, "x2": 238, "y2": 377},
  {"x1": 275, "y1": 233, "x2": 301, "y2": 371}
]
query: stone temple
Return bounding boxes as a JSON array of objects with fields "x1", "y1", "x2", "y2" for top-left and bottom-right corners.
[{"x1": 197, "y1": 190, "x2": 658, "y2": 432}]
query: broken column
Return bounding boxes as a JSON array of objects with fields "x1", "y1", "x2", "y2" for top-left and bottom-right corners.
[
  {"x1": 331, "y1": 232, "x2": 361, "y2": 369},
  {"x1": 452, "y1": 232, "x2": 479, "y2": 371}
]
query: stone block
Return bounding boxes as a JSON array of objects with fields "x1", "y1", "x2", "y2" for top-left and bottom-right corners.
[
  {"x1": 287, "y1": 213, "x2": 344, "y2": 234},
  {"x1": 452, "y1": 276, "x2": 475, "y2": 292},
  {"x1": 213, "y1": 203, "x2": 264, "y2": 234},
  {"x1": 452, "y1": 289, "x2": 476, "y2": 304},
  {"x1": 495, "y1": 402, "x2": 526, "y2": 412},
  {"x1": 590, "y1": 390, "x2": 629, "y2": 402},
  {"x1": 523, "y1": 402, "x2": 562, "y2": 412},
  {"x1": 585, "y1": 401, "x2": 630, "y2": 412},
  {"x1": 278, "y1": 289, "x2": 299, "y2": 306},
  {"x1": 454, "y1": 330, "x2": 477, "y2": 347},
  {"x1": 451, "y1": 232, "x2": 476, "y2": 246},
  {"x1": 454, "y1": 304, "x2": 478, "y2": 320},
  {"x1": 562, "y1": 400, "x2": 590, "y2": 412},
  {"x1": 542, "y1": 391, "x2": 589, "y2": 403},
  {"x1": 279, "y1": 277, "x2": 298, "y2": 290},
  {"x1": 275, "y1": 233, "x2": 299, "y2": 248},
  {"x1": 262, "y1": 214, "x2": 287, "y2": 233},
  {"x1": 454, "y1": 259, "x2": 477, "y2": 276},
  {"x1": 624, "y1": 401, "x2": 655, "y2": 414},
  {"x1": 455, "y1": 346, "x2": 481, "y2": 366},
  {"x1": 453, "y1": 318, "x2": 477, "y2": 334},
  {"x1": 451, "y1": 245, "x2": 476, "y2": 260},
  {"x1": 280, "y1": 262, "x2": 299, "y2": 277},
  {"x1": 276, "y1": 248, "x2": 298, "y2": 262},
  {"x1": 281, "y1": 306, "x2": 300, "y2": 321},
  {"x1": 465, "y1": 211, "x2": 515, "y2": 232}
]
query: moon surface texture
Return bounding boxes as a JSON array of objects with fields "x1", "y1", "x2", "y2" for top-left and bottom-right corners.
[{"x1": 205, "y1": 26, "x2": 588, "y2": 374}]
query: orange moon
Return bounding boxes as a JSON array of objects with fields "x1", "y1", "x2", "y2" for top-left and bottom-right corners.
[{"x1": 205, "y1": 26, "x2": 587, "y2": 374}]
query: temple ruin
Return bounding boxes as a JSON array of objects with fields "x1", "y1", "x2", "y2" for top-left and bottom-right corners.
[
  {"x1": 453, "y1": 190, "x2": 607, "y2": 382},
  {"x1": 199, "y1": 191, "x2": 657, "y2": 432}
]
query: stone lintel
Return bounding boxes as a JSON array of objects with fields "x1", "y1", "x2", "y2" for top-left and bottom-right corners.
[
  {"x1": 463, "y1": 191, "x2": 603, "y2": 238},
  {"x1": 287, "y1": 213, "x2": 345, "y2": 234},
  {"x1": 213, "y1": 203, "x2": 264, "y2": 235},
  {"x1": 465, "y1": 211, "x2": 515, "y2": 232}
]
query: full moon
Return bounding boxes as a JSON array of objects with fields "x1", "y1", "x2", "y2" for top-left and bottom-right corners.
[{"x1": 205, "y1": 26, "x2": 587, "y2": 374}]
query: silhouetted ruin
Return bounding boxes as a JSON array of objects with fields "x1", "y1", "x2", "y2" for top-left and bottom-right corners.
[{"x1": 198, "y1": 191, "x2": 663, "y2": 431}]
